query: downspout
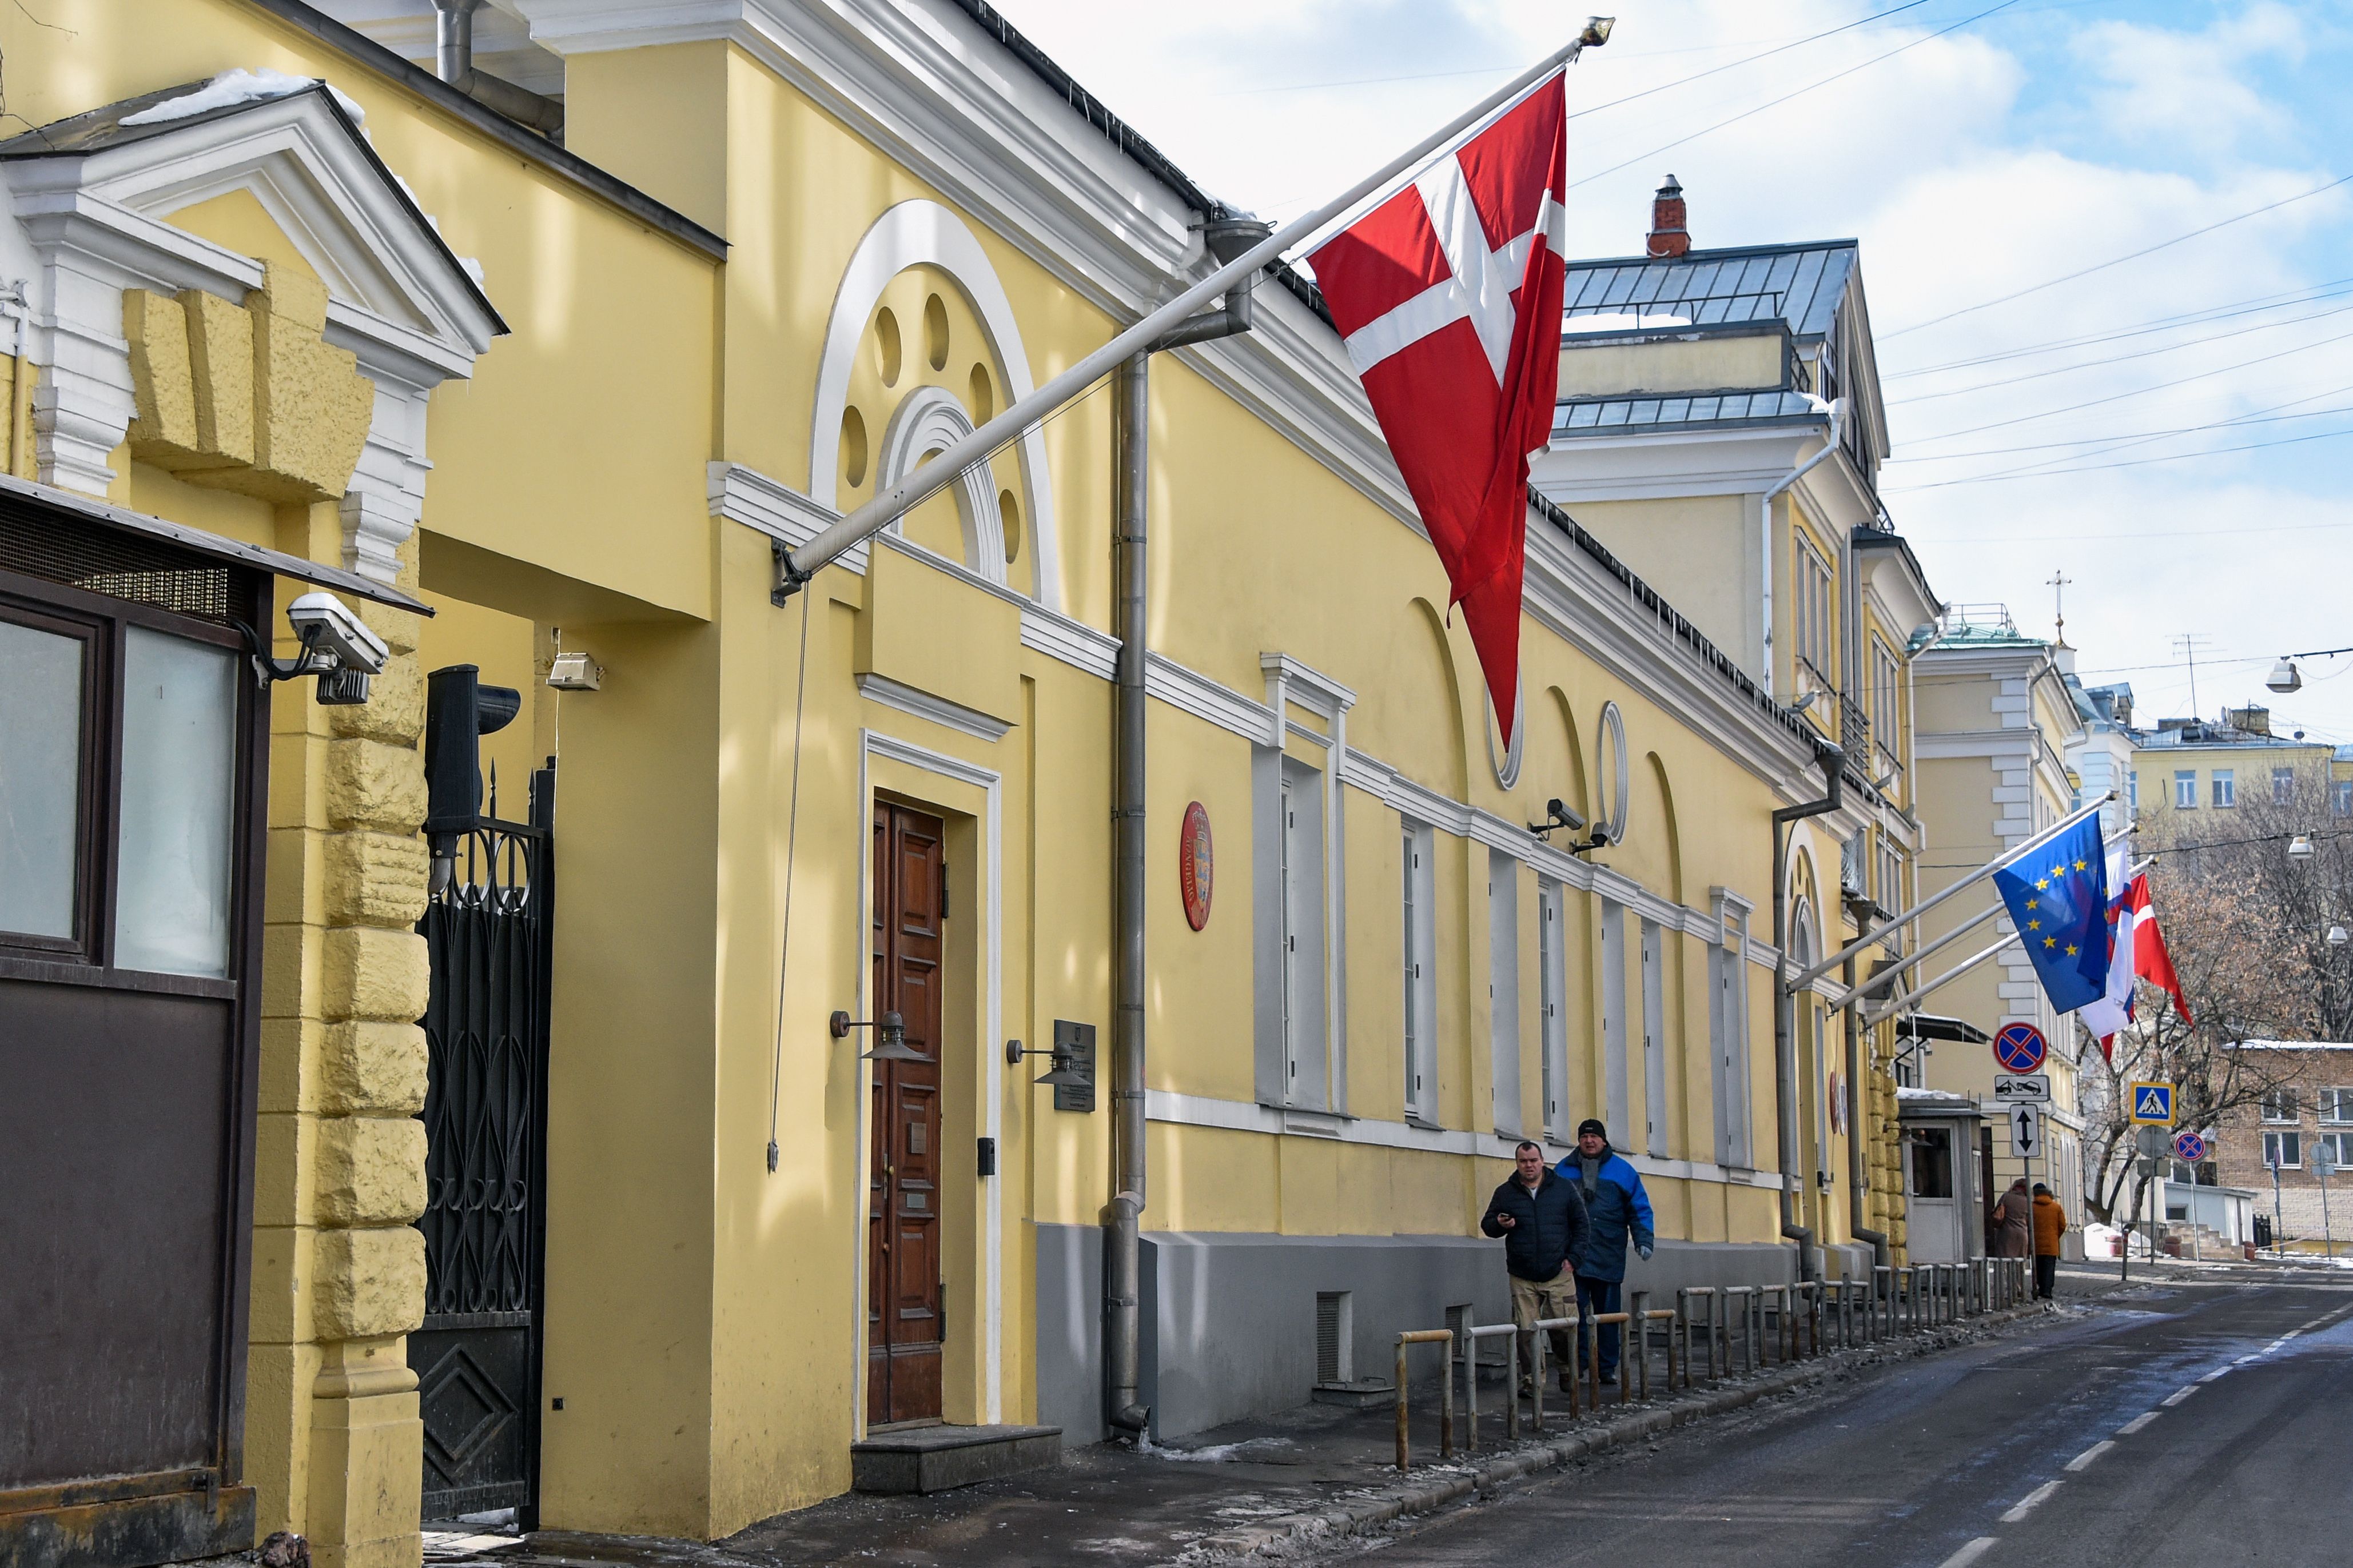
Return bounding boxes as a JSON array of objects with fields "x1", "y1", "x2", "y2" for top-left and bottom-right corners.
[
  {"x1": 431, "y1": 0, "x2": 566, "y2": 141},
  {"x1": 1105, "y1": 217, "x2": 1268, "y2": 1441},
  {"x1": 1771, "y1": 739, "x2": 1844, "y2": 1284}
]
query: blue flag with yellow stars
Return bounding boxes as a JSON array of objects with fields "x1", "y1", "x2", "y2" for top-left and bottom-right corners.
[{"x1": 1991, "y1": 814, "x2": 2111, "y2": 1014}]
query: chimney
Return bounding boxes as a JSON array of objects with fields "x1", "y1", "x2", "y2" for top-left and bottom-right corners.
[{"x1": 1647, "y1": 174, "x2": 1689, "y2": 259}]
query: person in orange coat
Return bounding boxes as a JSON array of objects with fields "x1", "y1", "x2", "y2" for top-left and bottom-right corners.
[{"x1": 2031, "y1": 1183, "x2": 2067, "y2": 1299}]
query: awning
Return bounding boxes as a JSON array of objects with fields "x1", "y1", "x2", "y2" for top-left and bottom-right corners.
[
  {"x1": 0, "y1": 471, "x2": 431, "y2": 613},
  {"x1": 1896, "y1": 1013, "x2": 1992, "y2": 1046}
]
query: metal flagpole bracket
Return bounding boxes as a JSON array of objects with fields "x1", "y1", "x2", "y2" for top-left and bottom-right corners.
[
  {"x1": 767, "y1": 22, "x2": 1615, "y2": 599},
  {"x1": 772, "y1": 536, "x2": 814, "y2": 605}
]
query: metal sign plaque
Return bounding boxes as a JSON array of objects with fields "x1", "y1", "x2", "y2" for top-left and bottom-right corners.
[
  {"x1": 1993, "y1": 1022, "x2": 2048, "y2": 1074},
  {"x1": 1993, "y1": 1073, "x2": 2051, "y2": 1103},
  {"x1": 1179, "y1": 800, "x2": 1214, "y2": 932},
  {"x1": 2009, "y1": 1104, "x2": 2044, "y2": 1160},
  {"x1": 2128, "y1": 1081, "x2": 2175, "y2": 1126},
  {"x1": 2173, "y1": 1130, "x2": 2208, "y2": 1163}
]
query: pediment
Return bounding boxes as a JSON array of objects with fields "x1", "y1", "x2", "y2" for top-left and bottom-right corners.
[{"x1": 0, "y1": 75, "x2": 504, "y2": 379}]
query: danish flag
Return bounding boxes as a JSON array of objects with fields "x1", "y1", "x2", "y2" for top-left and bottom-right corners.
[{"x1": 1311, "y1": 74, "x2": 1568, "y2": 737}]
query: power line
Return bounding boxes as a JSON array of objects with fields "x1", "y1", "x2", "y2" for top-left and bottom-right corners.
[
  {"x1": 1884, "y1": 277, "x2": 2353, "y2": 380},
  {"x1": 1901, "y1": 322, "x2": 2353, "y2": 446},
  {"x1": 1882, "y1": 170, "x2": 2353, "y2": 340},
  {"x1": 1899, "y1": 378, "x2": 2353, "y2": 482},
  {"x1": 1566, "y1": 1, "x2": 2021, "y2": 192},
  {"x1": 1882, "y1": 421, "x2": 2353, "y2": 492},
  {"x1": 1890, "y1": 298, "x2": 2353, "y2": 405},
  {"x1": 1885, "y1": 401, "x2": 2353, "y2": 464}
]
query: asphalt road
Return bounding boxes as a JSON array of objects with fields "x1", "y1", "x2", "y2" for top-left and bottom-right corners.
[{"x1": 1323, "y1": 1271, "x2": 2353, "y2": 1568}]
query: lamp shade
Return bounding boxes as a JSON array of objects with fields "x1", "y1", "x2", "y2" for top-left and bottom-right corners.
[{"x1": 2267, "y1": 657, "x2": 2303, "y2": 695}]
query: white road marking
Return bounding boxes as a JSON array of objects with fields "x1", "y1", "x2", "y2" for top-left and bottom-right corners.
[
  {"x1": 1939, "y1": 1538, "x2": 1999, "y2": 1568},
  {"x1": 2200, "y1": 1369, "x2": 2229, "y2": 1382},
  {"x1": 2065, "y1": 1440, "x2": 2116, "y2": 1472},
  {"x1": 2162, "y1": 1386, "x2": 2199, "y2": 1407},
  {"x1": 2117, "y1": 1411, "x2": 2160, "y2": 1435},
  {"x1": 2000, "y1": 1481, "x2": 2061, "y2": 1523}
]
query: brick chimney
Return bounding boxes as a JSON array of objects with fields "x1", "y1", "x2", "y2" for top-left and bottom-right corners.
[{"x1": 1647, "y1": 174, "x2": 1689, "y2": 259}]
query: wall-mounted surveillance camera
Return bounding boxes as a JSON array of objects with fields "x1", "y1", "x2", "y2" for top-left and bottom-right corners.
[{"x1": 239, "y1": 592, "x2": 388, "y2": 705}]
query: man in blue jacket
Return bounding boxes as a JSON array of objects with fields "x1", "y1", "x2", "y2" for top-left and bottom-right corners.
[{"x1": 1559, "y1": 1118, "x2": 1654, "y2": 1387}]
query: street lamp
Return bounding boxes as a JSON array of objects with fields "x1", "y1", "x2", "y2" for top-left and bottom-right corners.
[
  {"x1": 2332, "y1": 925, "x2": 2350, "y2": 949},
  {"x1": 2268, "y1": 657, "x2": 2303, "y2": 695},
  {"x1": 2290, "y1": 835, "x2": 2316, "y2": 863}
]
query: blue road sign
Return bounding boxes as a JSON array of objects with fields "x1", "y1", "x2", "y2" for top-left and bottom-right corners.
[
  {"x1": 1993, "y1": 1022, "x2": 2048, "y2": 1074},
  {"x1": 2130, "y1": 1082, "x2": 2175, "y2": 1126},
  {"x1": 2174, "y1": 1130, "x2": 2208, "y2": 1163}
]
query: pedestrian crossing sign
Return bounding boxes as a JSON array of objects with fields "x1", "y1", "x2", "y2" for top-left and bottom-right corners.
[{"x1": 2129, "y1": 1081, "x2": 2175, "y2": 1126}]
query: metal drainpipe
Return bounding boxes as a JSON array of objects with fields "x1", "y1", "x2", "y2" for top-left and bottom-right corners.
[
  {"x1": 1771, "y1": 740, "x2": 1844, "y2": 1286},
  {"x1": 431, "y1": 0, "x2": 567, "y2": 140},
  {"x1": 1104, "y1": 217, "x2": 1268, "y2": 1441},
  {"x1": 1757, "y1": 398, "x2": 1848, "y2": 698}
]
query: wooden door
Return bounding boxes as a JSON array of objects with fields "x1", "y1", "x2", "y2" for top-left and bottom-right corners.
[{"x1": 868, "y1": 803, "x2": 946, "y2": 1426}]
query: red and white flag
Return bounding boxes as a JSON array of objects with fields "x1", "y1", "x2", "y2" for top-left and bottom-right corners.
[
  {"x1": 2084, "y1": 872, "x2": 2193, "y2": 1058},
  {"x1": 1309, "y1": 75, "x2": 1568, "y2": 737}
]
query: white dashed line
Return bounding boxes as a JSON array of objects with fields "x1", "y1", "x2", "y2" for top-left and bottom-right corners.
[
  {"x1": 2000, "y1": 1480, "x2": 2062, "y2": 1523},
  {"x1": 1940, "y1": 1537, "x2": 1999, "y2": 1568},
  {"x1": 2116, "y1": 1411, "x2": 2160, "y2": 1435},
  {"x1": 2065, "y1": 1440, "x2": 2116, "y2": 1472},
  {"x1": 2200, "y1": 1369, "x2": 2229, "y2": 1382},
  {"x1": 2162, "y1": 1386, "x2": 2199, "y2": 1407}
]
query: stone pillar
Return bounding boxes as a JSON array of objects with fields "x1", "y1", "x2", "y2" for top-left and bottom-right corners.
[{"x1": 252, "y1": 514, "x2": 431, "y2": 1568}]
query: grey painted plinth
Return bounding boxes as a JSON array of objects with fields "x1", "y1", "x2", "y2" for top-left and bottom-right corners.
[{"x1": 848, "y1": 1425, "x2": 1062, "y2": 1494}]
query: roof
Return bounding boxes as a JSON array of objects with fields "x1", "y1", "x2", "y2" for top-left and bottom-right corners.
[
  {"x1": 1560, "y1": 240, "x2": 1860, "y2": 340},
  {"x1": 1552, "y1": 389, "x2": 1825, "y2": 440},
  {"x1": 2230, "y1": 1040, "x2": 2353, "y2": 1051}
]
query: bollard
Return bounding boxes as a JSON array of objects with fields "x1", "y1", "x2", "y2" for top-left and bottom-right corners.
[
  {"x1": 1588, "y1": 1311, "x2": 1634, "y2": 1404},
  {"x1": 1873, "y1": 1266, "x2": 1890, "y2": 1342},
  {"x1": 1459, "y1": 1322, "x2": 1518, "y2": 1453},
  {"x1": 1649, "y1": 1308, "x2": 1680, "y2": 1393},
  {"x1": 1809, "y1": 1281, "x2": 1825, "y2": 1357},
  {"x1": 1630, "y1": 1291, "x2": 1649, "y2": 1399},
  {"x1": 1722, "y1": 1286, "x2": 1753, "y2": 1375},
  {"x1": 1395, "y1": 1328, "x2": 1454, "y2": 1470},
  {"x1": 1532, "y1": 1312, "x2": 1577, "y2": 1430},
  {"x1": 1709, "y1": 1286, "x2": 1724, "y2": 1382}
]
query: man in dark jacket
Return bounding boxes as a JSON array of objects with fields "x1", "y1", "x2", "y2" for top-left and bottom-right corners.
[
  {"x1": 1559, "y1": 1119, "x2": 1655, "y2": 1387},
  {"x1": 1480, "y1": 1140, "x2": 1590, "y2": 1395}
]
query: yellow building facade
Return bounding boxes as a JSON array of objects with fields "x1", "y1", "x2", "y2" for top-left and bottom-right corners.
[{"x1": 0, "y1": 6, "x2": 1938, "y2": 1567}]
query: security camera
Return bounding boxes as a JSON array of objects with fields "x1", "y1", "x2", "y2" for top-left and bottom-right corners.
[{"x1": 287, "y1": 592, "x2": 389, "y2": 676}]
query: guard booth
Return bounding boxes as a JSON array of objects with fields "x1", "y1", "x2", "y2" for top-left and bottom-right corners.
[
  {"x1": 1899, "y1": 1088, "x2": 1988, "y2": 1266},
  {"x1": 0, "y1": 478, "x2": 424, "y2": 1568}
]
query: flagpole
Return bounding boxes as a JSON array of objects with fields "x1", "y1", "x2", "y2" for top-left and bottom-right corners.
[
  {"x1": 774, "y1": 20, "x2": 1617, "y2": 595},
  {"x1": 1786, "y1": 791, "x2": 2115, "y2": 993},
  {"x1": 1818, "y1": 829, "x2": 2133, "y2": 1015},
  {"x1": 1854, "y1": 855, "x2": 2156, "y2": 1028}
]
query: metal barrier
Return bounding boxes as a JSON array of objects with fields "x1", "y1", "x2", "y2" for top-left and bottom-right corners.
[
  {"x1": 1629, "y1": 1292, "x2": 1678, "y2": 1398},
  {"x1": 1586, "y1": 1310, "x2": 1633, "y2": 1404},
  {"x1": 1723, "y1": 1286, "x2": 1757, "y2": 1375},
  {"x1": 1530, "y1": 1312, "x2": 1579, "y2": 1429},
  {"x1": 1872, "y1": 1266, "x2": 1892, "y2": 1341},
  {"x1": 1456, "y1": 1321, "x2": 1518, "y2": 1450},
  {"x1": 1678, "y1": 1287, "x2": 1718, "y2": 1386},
  {"x1": 1394, "y1": 1328, "x2": 1453, "y2": 1469}
]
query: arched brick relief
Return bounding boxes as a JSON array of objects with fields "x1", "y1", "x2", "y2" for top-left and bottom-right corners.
[{"x1": 810, "y1": 200, "x2": 1060, "y2": 609}]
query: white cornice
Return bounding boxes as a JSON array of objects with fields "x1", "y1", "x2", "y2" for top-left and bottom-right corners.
[{"x1": 855, "y1": 670, "x2": 1009, "y2": 741}]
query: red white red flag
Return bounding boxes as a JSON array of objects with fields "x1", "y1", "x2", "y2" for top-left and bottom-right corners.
[
  {"x1": 2085, "y1": 872, "x2": 2193, "y2": 1059},
  {"x1": 1309, "y1": 74, "x2": 1568, "y2": 737}
]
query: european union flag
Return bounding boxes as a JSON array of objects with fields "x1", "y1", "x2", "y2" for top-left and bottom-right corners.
[{"x1": 1992, "y1": 814, "x2": 2112, "y2": 1014}]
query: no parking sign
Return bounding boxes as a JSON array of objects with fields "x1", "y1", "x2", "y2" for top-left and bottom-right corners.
[{"x1": 1992, "y1": 1022, "x2": 2048, "y2": 1074}]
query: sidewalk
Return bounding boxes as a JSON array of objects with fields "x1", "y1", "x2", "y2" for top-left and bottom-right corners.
[{"x1": 425, "y1": 1298, "x2": 2056, "y2": 1568}]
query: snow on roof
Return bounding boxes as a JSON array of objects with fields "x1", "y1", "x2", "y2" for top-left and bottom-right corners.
[
  {"x1": 122, "y1": 69, "x2": 364, "y2": 129},
  {"x1": 2230, "y1": 1040, "x2": 2353, "y2": 1051},
  {"x1": 1562, "y1": 310, "x2": 1694, "y2": 333}
]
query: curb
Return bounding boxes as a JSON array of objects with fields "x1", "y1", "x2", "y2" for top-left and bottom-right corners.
[{"x1": 1185, "y1": 1300, "x2": 2058, "y2": 1562}]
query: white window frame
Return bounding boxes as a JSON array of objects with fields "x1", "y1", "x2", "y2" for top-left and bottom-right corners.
[
  {"x1": 2318, "y1": 1131, "x2": 2353, "y2": 1170},
  {"x1": 2212, "y1": 769, "x2": 2235, "y2": 809},
  {"x1": 2174, "y1": 770, "x2": 2197, "y2": 809},
  {"x1": 1601, "y1": 897, "x2": 1629, "y2": 1139},
  {"x1": 2319, "y1": 1087, "x2": 2353, "y2": 1125},
  {"x1": 2274, "y1": 767, "x2": 2296, "y2": 807},
  {"x1": 1253, "y1": 655, "x2": 1356, "y2": 1117},
  {"x1": 1709, "y1": 889, "x2": 1754, "y2": 1169},
  {"x1": 1641, "y1": 917, "x2": 1668, "y2": 1158},
  {"x1": 2127, "y1": 769, "x2": 2139, "y2": 812},
  {"x1": 1402, "y1": 821, "x2": 1438, "y2": 1126},
  {"x1": 2262, "y1": 1087, "x2": 2300, "y2": 1124},
  {"x1": 1489, "y1": 849, "x2": 1523, "y2": 1137},
  {"x1": 1794, "y1": 533, "x2": 1835, "y2": 692},
  {"x1": 2335, "y1": 780, "x2": 2353, "y2": 818},
  {"x1": 1539, "y1": 879, "x2": 1570, "y2": 1142},
  {"x1": 2264, "y1": 1129, "x2": 2303, "y2": 1169}
]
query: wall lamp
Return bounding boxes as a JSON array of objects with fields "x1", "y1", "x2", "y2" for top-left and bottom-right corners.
[
  {"x1": 1006, "y1": 1036, "x2": 1091, "y2": 1090},
  {"x1": 240, "y1": 591, "x2": 387, "y2": 705},
  {"x1": 831, "y1": 1009, "x2": 927, "y2": 1063}
]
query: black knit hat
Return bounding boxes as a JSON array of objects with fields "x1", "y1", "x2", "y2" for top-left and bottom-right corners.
[{"x1": 1576, "y1": 1118, "x2": 1608, "y2": 1141}]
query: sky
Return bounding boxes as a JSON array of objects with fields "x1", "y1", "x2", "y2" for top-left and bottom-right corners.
[{"x1": 986, "y1": 0, "x2": 2353, "y2": 745}]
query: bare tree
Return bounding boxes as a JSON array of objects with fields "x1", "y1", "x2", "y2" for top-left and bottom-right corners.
[{"x1": 2074, "y1": 803, "x2": 2326, "y2": 1226}]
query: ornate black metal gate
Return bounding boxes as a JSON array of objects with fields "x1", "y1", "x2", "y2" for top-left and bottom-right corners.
[{"x1": 408, "y1": 765, "x2": 554, "y2": 1524}]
